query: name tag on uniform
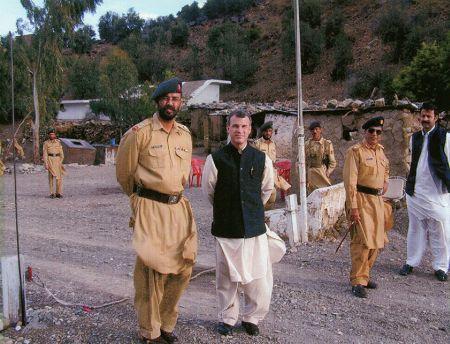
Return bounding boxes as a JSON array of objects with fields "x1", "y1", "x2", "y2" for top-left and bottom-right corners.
[{"x1": 150, "y1": 144, "x2": 163, "y2": 149}]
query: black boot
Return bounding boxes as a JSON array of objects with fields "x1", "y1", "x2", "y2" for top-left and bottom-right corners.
[
  {"x1": 242, "y1": 321, "x2": 260, "y2": 336},
  {"x1": 399, "y1": 264, "x2": 413, "y2": 276},
  {"x1": 434, "y1": 270, "x2": 448, "y2": 282},
  {"x1": 217, "y1": 322, "x2": 233, "y2": 336},
  {"x1": 160, "y1": 330, "x2": 178, "y2": 343},
  {"x1": 352, "y1": 284, "x2": 368, "y2": 298}
]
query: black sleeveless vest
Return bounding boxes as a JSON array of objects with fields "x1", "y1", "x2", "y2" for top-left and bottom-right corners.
[
  {"x1": 405, "y1": 126, "x2": 450, "y2": 196},
  {"x1": 211, "y1": 144, "x2": 266, "y2": 238}
]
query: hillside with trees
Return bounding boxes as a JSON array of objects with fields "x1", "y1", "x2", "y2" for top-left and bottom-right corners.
[{"x1": 1, "y1": 0, "x2": 449, "y2": 136}]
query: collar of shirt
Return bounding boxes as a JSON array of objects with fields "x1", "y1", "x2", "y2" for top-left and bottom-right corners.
[
  {"x1": 151, "y1": 113, "x2": 182, "y2": 134},
  {"x1": 229, "y1": 142, "x2": 248, "y2": 155},
  {"x1": 422, "y1": 125, "x2": 436, "y2": 137},
  {"x1": 362, "y1": 139, "x2": 382, "y2": 151}
]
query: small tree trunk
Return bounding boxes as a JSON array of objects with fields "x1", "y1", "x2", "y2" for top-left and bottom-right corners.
[{"x1": 32, "y1": 71, "x2": 40, "y2": 164}]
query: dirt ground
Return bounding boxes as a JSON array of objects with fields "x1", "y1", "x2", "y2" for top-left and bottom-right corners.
[{"x1": 0, "y1": 165, "x2": 448, "y2": 344}]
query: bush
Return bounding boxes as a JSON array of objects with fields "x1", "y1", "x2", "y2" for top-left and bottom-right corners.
[
  {"x1": 349, "y1": 67, "x2": 396, "y2": 101},
  {"x1": 207, "y1": 22, "x2": 258, "y2": 86},
  {"x1": 171, "y1": 20, "x2": 190, "y2": 47},
  {"x1": 183, "y1": 45, "x2": 203, "y2": 80},
  {"x1": 299, "y1": 0, "x2": 322, "y2": 28},
  {"x1": 67, "y1": 56, "x2": 100, "y2": 99},
  {"x1": 136, "y1": 47, "x2": 171, "y2": 83},
  {"x1": 393, "y1": 35, "x2": 450, "y2": 110},
  {"x1": 331, "y1": 33, "x2": 353, "y2": 81},
  {"x1": 178, "y1": 1, "x2": 202, "y2": 23},
  {"x1": 98, "y1": 9, "x2": 144, "y2": 44},
  {"x1": 142, "y1": 16, "x2": 175, "y2": 46},
  {"x1": 324, "y1": 9, "x2": 345, "y2": 48},
  {"x1": 203, "y1": 0, "x2": 254, "y2": 19}
]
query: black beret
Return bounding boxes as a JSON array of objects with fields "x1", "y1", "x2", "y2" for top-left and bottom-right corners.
[
  {"x1": 151, "y1": 77, "x2": 183, "y2": 100},
  {"x1": 309, "y1": 121, "x2": 321, "y2": 130},
  {"x1": 362, "y1": 116, "x2": 384, "y2": 130},
  {"x1": 260, "y1": 121, "x2": 273, "y2": 132}
]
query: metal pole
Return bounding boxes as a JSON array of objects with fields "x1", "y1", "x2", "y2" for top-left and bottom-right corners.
[
  {"x1": 293, "y1": 0, "x2": 308, "y2": 242},
  {"x1": 9, "y1": 32, "x2": 27, "y2": 325}
]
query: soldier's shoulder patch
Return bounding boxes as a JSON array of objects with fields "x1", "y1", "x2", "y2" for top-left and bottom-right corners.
[
  {"x1": 177, "y1": 123, "x2": 191, "y2": 134},
  {"x1": 351, "y1": 143, "x2": 362, "y2": 151},
  {"x1": 131, "y1": 118, "x2": 152, "y2": 133}
]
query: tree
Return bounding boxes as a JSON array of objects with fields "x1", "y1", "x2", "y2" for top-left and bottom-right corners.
[
  {"x1": 98, "y1": 8, "x2": 144, "y2": 44},
  {"x1": 178, "y1": 1, "x2": 202, "y2": 23},
  {"x1": 70, "y1": 25, "x2": 96, "y2": 54},
  {"x1": 393, "y1": 36, "x2": 450, "y2": 110},
  {"x1": 17, "y1": 0, "x2": 102, "y2": 163},
  {"x1": 67, "y1": 56, "x2": 100, "y2": 99},
  {"x1": 171, "y1": 20, "x2": 189, "y2": 47}
]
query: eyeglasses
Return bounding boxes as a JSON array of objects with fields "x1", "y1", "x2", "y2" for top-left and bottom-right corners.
[{"x1": 367, "y1": 128, "x2": 382, "y2": 135}]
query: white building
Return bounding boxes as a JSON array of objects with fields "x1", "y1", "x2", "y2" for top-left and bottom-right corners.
[
  {"x1": 57, "y1": 100, "x2": 109, "y2": 121},
  {"x1": 183, "y1": 79, "x2": 231, "y2": 106}
]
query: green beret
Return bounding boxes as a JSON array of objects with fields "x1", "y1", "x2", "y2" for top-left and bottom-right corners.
[
  {"x1": 260, "y1": 121, "x2": 273, "y2": 132},
  {"x1": 48, "y1": 128, "x2": 56, "y2": 134},
  {"x1": 308, "y1": 121, "x2": 321, "y2": 130},
  {"x1": 362, "y1": 116, "x2": 384, "y2": 130},
  {"x1": 151, "y1": 77, "x2": 183, "y2": 100}
]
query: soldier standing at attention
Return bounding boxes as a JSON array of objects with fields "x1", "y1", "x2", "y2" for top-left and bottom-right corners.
[
  {"x1": 305, "y1": 121, "x2": 336, "y2": 194},
  {"x1": 116, "y1": 78, "x2": 198, "y2": 344},
  {"x1": 43, "y1": 129, "x2": 65, "y2": 198},
  {"x1": 343, "y1": 116, "x2": 390, "y2": 298}
]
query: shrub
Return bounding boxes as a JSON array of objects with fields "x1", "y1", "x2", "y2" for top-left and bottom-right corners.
[
  {"x1": 203, "y1": 0, "x2": 254, "y2": 19},
  {"x1": 349, "y1": 67, "x2": 396, "y2": 101},
  {"x1": 183, "y1": 45, "x2": 203, "y2": 80},
  {"x1": 70, "y1": 25, "x2": 96, "y2": 54},
  {"x1": 98, "y1": 9, "x2": 144, "y2": 44},
  {"x1": 177, "y1": 1, "x2": 202, "y2": 23},
  {"x1": 299, "y1": 0, "x2": 322, "y2": 28},
  {"x1": 142, "y1": 16, "x2": 175, "y2": 46},
  {"x1": 324, "y1": 9, "x2": 345, "y2": 48},
  {"x1": 136, "y1": 47, "x2": 171, "y2": 83},
  {"x1": 331, "y1": 33, "x2": 353, "y2": 81},
  {"x1": 67, "y1": 56, "x2": 100, "y2": 99},
  {"x1": 171, "y1": 20, "x2": 190, "y2": 47}
]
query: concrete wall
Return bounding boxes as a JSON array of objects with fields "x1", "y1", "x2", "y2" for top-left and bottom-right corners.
[
  {"x1": 188, "y1": 84, "x2": 220, "y2": 106},
  {"x1": 265, "y1": 113, "x2": 297, "y2": 160},
  {"x1": 289, "y1": 108, "x2": 419, "y2": 196},
  {"x1": 57, "y1": 103, "x2": 91, "y2": 121}
]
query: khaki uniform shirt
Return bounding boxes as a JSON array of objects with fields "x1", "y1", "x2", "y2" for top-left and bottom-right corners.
[
  {"x1": 43, "y1": 139, "x2": 65, "y2": 179},
  {"x1": 343, "y1": 140, "x2": 390, "y2": 249},
  {"x1": 253, "y1": 137, "x2": 276, "y2": 163},
  {"x1": 305, "y1": 137, "x2": 337, "y2": 193},
  {"x1": 116, "y1": 113, "x2": 197, "y2": 274}
]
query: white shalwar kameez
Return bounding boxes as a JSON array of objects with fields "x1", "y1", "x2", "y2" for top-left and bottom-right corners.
[
  {"x1": 202, "y1": 148, "x2": 275, "y2": 326},
  {"x1": 406, "y1": 127, "x2": 450, "y2": 272}
]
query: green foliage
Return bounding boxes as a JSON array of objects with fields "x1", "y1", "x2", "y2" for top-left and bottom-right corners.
[
  {"x1": 183, "y1": 45, "x2": 203, "y2": 80},
  {"x1": 393, "y1": 35, "x2": 450, "y2": 110},
  {"x1": 137, "y1": 49, "x2": 171, "y2": 83},
  {"x1": 349, "y1": 66, "x2": 396, "y2": 101},
  {"x1": 299, "y1": 0, "x2": 323, "y2": 28},
  {"x1": 171, "y1": 20, "x2": 190, "y2": 47},
  {"x1": 67, "y1": 56, "x2": 100, "y2": 99},
  {"x1": 98, "y1": 8, "x2": 144, "y2": 44},
  {"x1": 376, "y1": 3, "x2": 449, "y2": 63},
  {"x1": 281, "y1": 9, "x2": 324, "y2": 74},
  {"x1": 324, "y1": 9, "x2": 345, "y2": 48},
  {"x1": 70, "y1": 25, "x2": 96, "y2": 54},
  {"x1": 331, "y1": 33, "x2": 353, "y2": 81},
  {"x1": 207, "y1": 22, "x2": 258, "y2": 86},
  {"x1": 203, "y1": 0, "x2": 254, "y2": 19},
  {"x1": 90, "y1": 82, "x2": 157, "y2": 132},
  {"x1": 245, "y1": 24, "x2": 262, "y2": 42},
  {"x1": 178, "y1": 1, "x2": 202, "y2": 23},
  {"x1": 142, "y1": 16, "x2": 175, "y2": 46}
]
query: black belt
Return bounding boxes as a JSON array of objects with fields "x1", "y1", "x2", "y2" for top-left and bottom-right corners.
[
  {"x1": 357, "y1": 184, "x2": 383, "y2": 196},
  {"x1": 48, "y1": 153, "x2": 60, "y2": 157},
  {"x1": 134, "y1": 185, "x2": 182, "y2": 204}
]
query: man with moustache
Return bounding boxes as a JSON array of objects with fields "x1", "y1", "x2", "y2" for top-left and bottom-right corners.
[
  {"x1": 305, "y1": 121, "x2": 337, "y2": 194},
  {"x1": 399, "y1": 103, "x2": 450, "y2": 282},
  {"x1": 253, "y1": 121, "x2": 290, "y2": 209},
  {"x1": 202, "y1": 111, "x2": 275, "y2": 336},
  {"x1": 343, "y1": 116, "x2": 390, "y2": 298},
  {"x1": 116, "y1": 78, "x2": 198, "y2": 343}
]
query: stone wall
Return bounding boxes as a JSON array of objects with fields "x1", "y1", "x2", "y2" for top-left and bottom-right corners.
[{"x1": 289, "y1": 108, "x2": 420, "y2": 196}]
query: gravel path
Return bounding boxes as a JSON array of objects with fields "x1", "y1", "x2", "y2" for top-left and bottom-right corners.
[{"x1": 0, "y1": 165, "x2": 448, "y2": 344}]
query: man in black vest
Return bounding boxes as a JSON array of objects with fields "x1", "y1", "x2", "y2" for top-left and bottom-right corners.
[
  {"x1": 400, "y1": 103, "x2": 450, "y2": 282},
  {"x1": 202, "y1": 110, "x2": 275, "y2": 336}
]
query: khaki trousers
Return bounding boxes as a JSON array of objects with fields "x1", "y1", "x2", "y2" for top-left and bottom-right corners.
[
  {"x1": 216, "y1": 251, "x2": 273, "y2": 326},
  {"x1": 134, "y1": 257, "x2": 192, "y2": 339},
  {"x1": 350, "y1": 243, "x2": 379, "y2": 286},
  {"x1": 48, "y1": 173, "x2": 63, "y2": 195}
]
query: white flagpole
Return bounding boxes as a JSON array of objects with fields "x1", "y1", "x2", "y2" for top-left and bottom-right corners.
[{"x1": 293, "y1": 0, "x2": 308, "y2": 242}]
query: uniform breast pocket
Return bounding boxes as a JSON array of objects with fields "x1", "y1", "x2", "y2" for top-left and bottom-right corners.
[
  {"x1": 175, "y1": 149, "x2": 190, "y2": 172},
  {"x1": 363, "y1": 158, "x2": 376, "y2": 175},
  {"x1": 140, "y1": 148, "x2": 167, "y2": 169}
]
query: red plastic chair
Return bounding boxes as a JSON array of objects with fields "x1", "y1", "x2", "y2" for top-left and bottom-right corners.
[
  {"x1": 190, "y1": 157, "x2": 205, "y2": 187},
  {"x1": 275, "y1": 160, "x2": 291, "y2": 200}
]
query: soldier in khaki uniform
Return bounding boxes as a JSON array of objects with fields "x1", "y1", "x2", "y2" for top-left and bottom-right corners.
[
  {"x1": 253, "y1": 121, "x2": 290, "y2": 209},
  {"x1": 43, "y1": 130, "x2": 65, "y2": 198},
  {"x1": 343, "y1": 116, "x2": 390, "y2": 298},
  {"x1": 305, "y1": 121, "x2": 337, "y2": 194},
  {"x1": 116, "y1": 78, "x2": 198, "y2": 344}
]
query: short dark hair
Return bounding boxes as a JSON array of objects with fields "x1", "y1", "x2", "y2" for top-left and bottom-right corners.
[
  {"x1": 421, "y1": 102, "x2": 436, "y2": 112},
  {"x1": 226, "y1": 110, "x2": 252, "y2": 126}
]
